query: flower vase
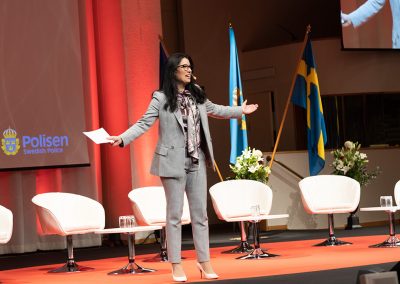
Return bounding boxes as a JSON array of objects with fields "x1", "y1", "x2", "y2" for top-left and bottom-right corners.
[{"x1": 345, "y1": 205, "x2": 362, "y2": 230}]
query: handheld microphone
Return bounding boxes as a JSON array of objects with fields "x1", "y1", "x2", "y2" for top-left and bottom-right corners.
[{"x1": 191, "y1": 74, "x2": 197, "y2": 81}]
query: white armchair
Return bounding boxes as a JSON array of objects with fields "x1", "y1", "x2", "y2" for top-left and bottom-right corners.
[
  {"x1": 32, "y1": 192, "x2": 105, "y2": 272},
  {"x1": 0, "y1": 205, "x2": 13, "y2": 244},
  {"x1": 209, "y1": 180, "x2": 288, "y2": 260},
  {"x1": 394, "y1": 180, "x2": 400, "y2": 206},
  {"x1": 299, "y1": 175, "x2": 360, "y2": 246},
  {"x1": 128, "y1": 186, "x2": 190, "y2": 262}
]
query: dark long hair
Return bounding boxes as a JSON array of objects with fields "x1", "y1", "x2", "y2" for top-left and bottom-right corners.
[{"x1": 160, "y1": 53, "x2": 206, "y2": 112}]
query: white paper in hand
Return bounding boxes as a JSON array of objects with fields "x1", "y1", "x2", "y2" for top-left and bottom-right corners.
[{"x1": 83, "y1": 128, "x2": 112, "y2": 144}]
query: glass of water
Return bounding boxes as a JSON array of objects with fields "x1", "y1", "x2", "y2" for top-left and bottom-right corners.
[
  {"x1": 119, "y1": 216, "x2": 127, "y2": 228},
  {"x1": 119, "y1": 215, "x2": 136, "y2": 228},
  {"x1": 380, "y1": 196, "x2": 393, "y2": 207},
  {"x1": 250, "y1": 204, "x2": 261, "y2": 222},
  {"x1": 126, "y1": 215, "x2": 136, "y2": 227}
]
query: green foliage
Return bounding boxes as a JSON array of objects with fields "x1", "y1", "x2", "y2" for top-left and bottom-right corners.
[
  {"x1": 331, "y1": 141, "x2": 380, "y2": 187},
  {"x1": 230, "y1": 147, "x2": 271, "y2": 184}
]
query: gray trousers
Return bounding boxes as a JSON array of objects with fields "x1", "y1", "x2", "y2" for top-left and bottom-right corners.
[{"x1": 160, "y1": 151, "x2": 210, "y2": 263}]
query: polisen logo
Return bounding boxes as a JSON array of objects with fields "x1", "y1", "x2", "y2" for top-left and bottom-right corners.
[{"x1": 1, "y1": 128, "x2": 69, "y2": 156}]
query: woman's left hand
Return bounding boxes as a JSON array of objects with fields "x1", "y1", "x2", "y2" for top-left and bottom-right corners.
[{"x1": 242, "y1": 100, "x2": 258, "y2": 114}]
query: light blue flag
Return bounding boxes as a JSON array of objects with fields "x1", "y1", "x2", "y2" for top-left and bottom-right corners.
[
  {"x1": 229, "y1": 26, "x2": 248, "y2": 164},
  {"x1": 291, "y1": 36, "x2": 327, "y2": 176}
]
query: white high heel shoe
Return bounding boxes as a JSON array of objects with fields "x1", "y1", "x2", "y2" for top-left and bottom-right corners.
[
  {"x1": 196, "y1": 262, "x2": 219, "y2": 279},
  {"x1": 172, "y1": 273, "x2": 187, "y2": 282},
  {"x1": 172, "y1": 265, "x2": 187, "y2": 282}
]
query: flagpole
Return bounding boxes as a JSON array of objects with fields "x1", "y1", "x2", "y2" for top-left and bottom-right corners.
[
  {"x1": 268, "y1": 25, "x2": 311, "y2": 170},
  {"x1": 213, "y1": 160, "x2": 224, "y2": 182}
]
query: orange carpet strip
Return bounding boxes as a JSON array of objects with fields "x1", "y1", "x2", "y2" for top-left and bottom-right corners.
[{"x1": 1, "y1": 235, "x2": 399, "y2": 283}]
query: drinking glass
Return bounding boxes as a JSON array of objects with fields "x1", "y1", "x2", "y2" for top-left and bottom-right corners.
[
  {"x1": 127, "y1": 215, "x2": 136, "y2": 228},
  {"x1": 380, "y1": 196, "x2": 393, "y2": 207},
  {"x1": 250, "y1": 204, "x2": 261, "y2": 222},
  {"x1": 119, "y1": 216, "x2": 127, "y2": 228}
]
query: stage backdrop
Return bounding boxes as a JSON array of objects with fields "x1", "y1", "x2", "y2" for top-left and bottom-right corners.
[
  {"x1": 0, "y1": 0, "x2": 89, "y2": 170},
  {"x1": 0, "y1": 0, "x2": 102, "y2": 255},
  {"x1": 0, "y1": 0, "x2": 162, "y2": 254}
]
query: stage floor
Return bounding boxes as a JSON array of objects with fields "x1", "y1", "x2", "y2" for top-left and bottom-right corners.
[{"x1": 1, "y1": 225, "x2": 399, "y2": 283}]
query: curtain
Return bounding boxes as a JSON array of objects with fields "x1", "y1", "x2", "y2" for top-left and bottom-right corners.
[{"x1": 0, "y1": 0, "x2": 162, "y2": 254}]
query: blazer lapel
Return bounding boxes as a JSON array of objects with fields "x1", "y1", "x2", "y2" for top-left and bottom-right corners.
[
  {"x1": 198, "y1": 104, "x2": 210, "y2": 138},
  {"x1": 198, "y1": 104, "x2": 206, "y2": 126},
  {"x1": 174, "y1": 109, "x2": 184, "y2": 132}
]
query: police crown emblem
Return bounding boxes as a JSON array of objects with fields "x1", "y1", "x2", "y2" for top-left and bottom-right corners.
[{"x1": 1, "y1": 127, "x2": 20, "y2": 155}]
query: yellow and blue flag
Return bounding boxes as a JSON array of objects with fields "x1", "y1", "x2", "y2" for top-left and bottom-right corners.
[
  {"x1": 291, "y1": 36, "x2": 327, "y2": 176},
  {"x1": 229, "y1": 26, "x2": 248, "y2": 164}
]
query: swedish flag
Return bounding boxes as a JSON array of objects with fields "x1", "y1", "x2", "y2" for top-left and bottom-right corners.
[
  {"x1": 291, "y1": 36, "x2": 327, "y2": 176},
  {"x1": 229, "y1": 26, "x2": 248, "y2": 164}
]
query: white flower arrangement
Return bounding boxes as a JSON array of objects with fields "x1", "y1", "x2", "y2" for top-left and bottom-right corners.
[
  {"x1": 230, "y1": 147, "x2": 271, "y2": 184},
  {"x1": 331, "y1": 141, "x2": 380, "y2": 187}
]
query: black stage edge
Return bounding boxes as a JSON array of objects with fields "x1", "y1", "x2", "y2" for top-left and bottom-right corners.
[{"x1": 191, "y1": 262, "x2": 398, "y2": 284}]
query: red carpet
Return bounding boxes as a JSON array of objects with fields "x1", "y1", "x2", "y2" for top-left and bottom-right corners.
[{"x1": 1, "y1": 235, "x2": 399, "y2": 283}]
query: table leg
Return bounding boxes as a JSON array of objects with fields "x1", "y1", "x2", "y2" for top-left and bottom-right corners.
[
  {"x1": 237, "y1": 221, "x2": 278, "y2": 260},
  {"x1": 108, "y1": 233, "x2": 156, "y2": 275},
  {"x1": 370, "y1": 211, "x2": 400, "y2": 248}
]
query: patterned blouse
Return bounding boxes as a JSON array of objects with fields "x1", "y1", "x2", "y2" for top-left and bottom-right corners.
[{"x1": 177, "y1": 90, "x2": 201, "y2": 160}]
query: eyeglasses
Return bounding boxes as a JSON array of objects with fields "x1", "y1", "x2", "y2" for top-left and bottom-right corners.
[{"x1": 177, "y1": 64, "x2": 192, "y2": 71}]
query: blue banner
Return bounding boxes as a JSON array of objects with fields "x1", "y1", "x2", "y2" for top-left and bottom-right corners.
[{"x1": 229, "y1": 26, "x2": 248, "y2": 164}]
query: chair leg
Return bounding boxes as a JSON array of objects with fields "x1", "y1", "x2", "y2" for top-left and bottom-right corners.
[
  {"x1": 237, "y1": 221, "x2": 278, "y2": 260},
  {"x1": 142, "y1": 228, "x2": 170, "y2": 262},
  {"x1": 49, "y1": 235, "x2": 94, "y2": 273},
  {"x1": 315, "y1": 214, "x2": 352, "y2": 246},
  {"x1": 223, "y1": 221, "x2": 253, "y2": 254},
  {"x1": 159, "y1": 228, "x2": 168, "y2": 261}
]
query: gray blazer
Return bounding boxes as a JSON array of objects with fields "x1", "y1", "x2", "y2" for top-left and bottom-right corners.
[{"x1": 120, "y1": 91, "x2": 243, "y2": 178}]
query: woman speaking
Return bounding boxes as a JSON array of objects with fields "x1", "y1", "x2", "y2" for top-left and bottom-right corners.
[{"x1": 108, "y1": 53, "x2": 258, "y2": 282}]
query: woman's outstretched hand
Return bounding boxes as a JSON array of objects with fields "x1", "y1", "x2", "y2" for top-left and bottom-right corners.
[
  {"x1": 107, "y1": 136, "x2": 123, "y2": 147},
  {"x1": 341, "y1": 12, "x2": 353, "y2": 27},
  {"x1": 242, "y1": 100, "x2": 258, "y2": 114}
]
